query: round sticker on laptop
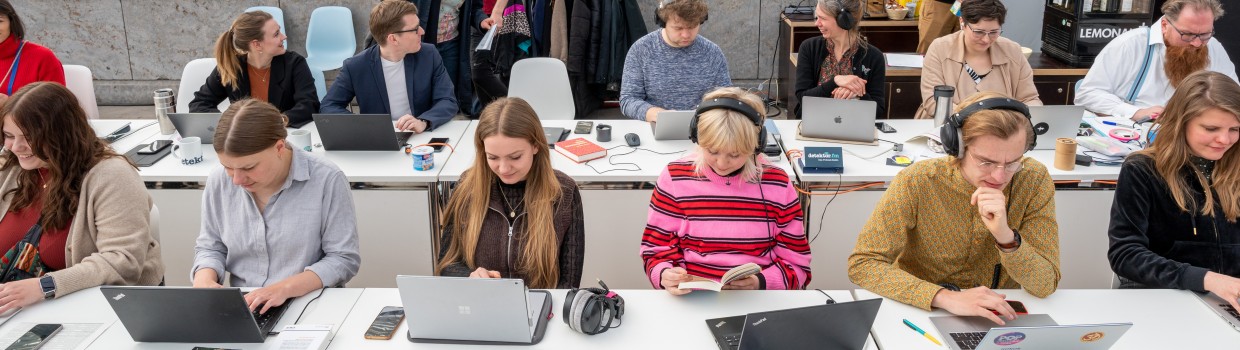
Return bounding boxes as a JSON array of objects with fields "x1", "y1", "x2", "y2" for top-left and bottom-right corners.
[
  {"x1": 994, "y1": 332, "x2": 1026, "y2": 346},
  {"x1": 1081, "y1": 331, "x2": 1105, "y2": 342}
]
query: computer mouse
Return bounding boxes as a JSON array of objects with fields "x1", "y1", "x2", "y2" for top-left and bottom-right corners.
[{"x1": 624, "y1": 133, "x2": 641, "y2": 147}]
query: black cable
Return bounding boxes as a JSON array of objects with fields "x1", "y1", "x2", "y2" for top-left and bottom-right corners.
[
  {"x1": 809, "y1": 171, "x2": 843, "y2": 244},
  {"x1": 582, "y1": 146, "x2": 686, "y2": 174},
  {"x1": 756, "y1": 155, "x2": 775, "y2": 241},
  {"x1": 815, "y1": 289, "x2": 837, "y2": 304},
  {"x1": 293, "y1": 288, "x2": 327, "y2": 324}
]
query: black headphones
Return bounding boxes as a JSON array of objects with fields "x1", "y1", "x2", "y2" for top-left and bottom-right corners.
[
  {"x1": 689, "y1": 97, "x2": 766, "y2": 156},
  {"x1": 655, "y1": 0, "x2": 709, "y2": 28},
  {"x1": 563, "y1": 280, "x2": 625, "y2": 335},
  {"x1": 938, "y1": 97, "x2": 1035, "y2": 157},
  {"x1": 833, "y1": 0, "x2": 857, "y2": 31}
]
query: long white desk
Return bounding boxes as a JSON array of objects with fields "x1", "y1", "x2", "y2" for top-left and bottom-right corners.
[
  {"x1": 774, "y1": 119, "x2": 1121, "y2": 290},
  {"x1": 0, "y1": 287, "x2": 361, "y2": 350},
  {"x1": 89, "y1": 120, "x2": 472, "y2": 287},
  {"x1": 331, "y1": 288, "x2": 875, "y2": 349},
  {"x1": 438, "y1": 120, "x2": 796, "y2": 289},
  {"x1": 855, "y1": 288, "x2": 1240, "y2": 349}
]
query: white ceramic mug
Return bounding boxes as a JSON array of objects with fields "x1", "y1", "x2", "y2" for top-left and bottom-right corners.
[
  {"x1": 288, "y1": 129, "x2": 312, "y2": 152},
  {"x1": 172, "y1": 137, "x2": 203, "y2": 165}
]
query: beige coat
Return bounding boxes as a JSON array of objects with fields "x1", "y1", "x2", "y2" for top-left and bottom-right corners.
[
  {"x1": 0, "y1": 157, "x2": 164, "y2": 297},
  {"x1": 916, "y1": 31, "x2": 1042, "y2": 119}
]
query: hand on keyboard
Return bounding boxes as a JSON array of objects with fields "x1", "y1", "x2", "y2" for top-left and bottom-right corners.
[
  {"x1": 1205, "y1": 271, "x2": 1240, "y2": 314},
  {"x1": 931, "y1": 286, "x2": 1017, "y2": 325}
]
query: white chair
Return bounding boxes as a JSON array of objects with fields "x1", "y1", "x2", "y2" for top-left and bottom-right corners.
[
  {"x1": 508, "y1": 58, "x2": 576, "y2": 120},
  {"x1": 62, "y1": 64, "x2": 99, "y2": 119},
  {"x1": 176, "y1": 58, "x2": 229, "y2": 113},
  {"x1": 245, "y1": 6, "x2": 286, "y2": 48},
  {"x1": 1111, "y1": 272, "x2": 1122, "y2": 289},
  {"x1": 149, "y1": 204, "x2": 161, "y2": 244}
]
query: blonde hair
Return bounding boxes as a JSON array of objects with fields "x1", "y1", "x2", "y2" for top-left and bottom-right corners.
[
  {"x1": 436, "y1": 98, "x2": 564, "y2": 288},
  {"x1": 370, "y1": 0, "x2": 419, "y2": 46},
  {"x1": 693, "y1": 87, "x2": 768, "y2": 184},
  {"x1": 1135, "y1": 70, "x2": 1240, "y2": 222},
  {"x1": 954, "y1": 91, "x2": 1034, "y2": 160},
  {"x1": 213, "y1": 11, "x2": 274, "y2": 88},
  {"x1": 817, "y1": 0, "x2": 867, "y2": 49}
]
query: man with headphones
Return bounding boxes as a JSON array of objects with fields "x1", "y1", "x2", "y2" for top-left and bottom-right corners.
[
  {"x1": 619, "y1": 0, "x2": 731, "y2": 122},
  {"x1": 847, "y1": 91, "x2": 1061, "y2": 325}
]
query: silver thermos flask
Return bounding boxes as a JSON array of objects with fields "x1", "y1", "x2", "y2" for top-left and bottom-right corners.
[
  {"x1": 153, "y1": 88, "x2": 176, "y2": 135},
  {"x1": 933, "y1": 85, "x2": 955, "y2": 127}
]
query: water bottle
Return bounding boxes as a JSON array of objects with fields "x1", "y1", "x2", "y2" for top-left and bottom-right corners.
[
  {"x1": 933, "y1": 85, "x2": 955, "y2": 127},
  {"x1": 153, "y1": 88, "x2": 176, "y2": 135}
]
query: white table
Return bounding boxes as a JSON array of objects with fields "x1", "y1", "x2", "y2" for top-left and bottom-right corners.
[
  {"x1": 330, "y1": 288, "x2": 875, "y2": 349},
  {"x1": 774, "y1": 119, "x2": 1121, "y2": 290},
  {"x1": 0, "y1": 287, "x2": 361, "y2": 350},
  {"x1": 439, "y1": 120, "x2": 797, "y2": 289},
  {"x1": 855, "y1": 288, "x2": 1240, "y2": 349},
  {"x1": 89, "y1": 120, "x2": 472, "y2": 287}
]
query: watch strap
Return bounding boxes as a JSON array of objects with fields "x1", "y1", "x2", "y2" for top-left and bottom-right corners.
[{"x1": 996, "y1": 229, "x2": 1022, "y2": 250}]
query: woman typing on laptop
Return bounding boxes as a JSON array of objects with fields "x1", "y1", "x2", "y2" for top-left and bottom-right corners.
[
  {"x1": 435, "y1": 97, "x2": 584, "y2": 289},
  {"x1": 641, "y1": 87, "x2": 811, "y2": 295},
  {"x1": 0, "y1": 82, "x2": 164, "y2": 313},
  {"x1": 1109, "y1": 71, "x2": 1240, "y2": 312},
  {"x1": 192, "y1": 99, "x2": 360, "y2": 313}
]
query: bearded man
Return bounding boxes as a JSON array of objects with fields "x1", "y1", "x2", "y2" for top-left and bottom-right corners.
[{"x1": 1076, "y1": 0, "x2": 1237, "y2": 122}]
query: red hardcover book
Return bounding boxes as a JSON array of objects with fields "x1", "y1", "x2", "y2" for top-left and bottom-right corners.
[{"x1": 554, "y1": 138, "x2": 607, "y2": 163}]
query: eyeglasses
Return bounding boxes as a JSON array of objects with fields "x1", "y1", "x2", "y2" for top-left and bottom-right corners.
[
  {"x1": 1165, "y1": 19, "x2": 1214, "y2": 43},
  {"x1": 971, "y1": 154, "x2": 1024, "y2": 174},
  {"x1": 392, "y1": 25, "x2": 423, "y2": 36},
  {"x1": 964, "y1": 23, "x2": 1003, "y2": 39}
]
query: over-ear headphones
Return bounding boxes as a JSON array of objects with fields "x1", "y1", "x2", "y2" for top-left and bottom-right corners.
[
  {"x1": 655, "y1": 0, "x2": 709, "y2": 28},
  {"x1": 938, "y1": 97, "x2": 1035, "y2": 157},
  {"x1": 563, "y1": 280, "x2": 625, "y2": 335},
  {"x1": 690, "y1": 97, "x2": 766, "y2": 156},
  {"x1": 834, "y1": 0, "x2": 857, "y2": 31}
]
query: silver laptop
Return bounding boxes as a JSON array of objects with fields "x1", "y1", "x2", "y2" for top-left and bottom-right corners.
[
  {"x1": 799, "y1": 97, "x2": 877, "y2": 143},
  {"x1": 1028, "y1": 105, "x2": 1086, "y2": 150},
  {"x1": 168, "y1": 113, "x2": 222, "y2": 144},
  {"x1": 396, "y1": 276, "x2": 551, "y2": 345},
  {"x1": 931, "y1": 314, "x2": 1132, "y2": 350},
  {"x1": 652, "y1": 110, "x2": 695, "y2": 140},
  {"x1": 1195, "y1": 292, "x2": 1240, "y2": 332}
]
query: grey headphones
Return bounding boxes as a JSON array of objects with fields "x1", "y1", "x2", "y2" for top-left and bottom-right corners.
[{"x1": 562, "y1": 280, "x2": 625, "y2": 335}]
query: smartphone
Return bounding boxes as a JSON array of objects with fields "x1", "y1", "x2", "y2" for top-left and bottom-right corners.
[
  {"x1": 363, "y1": 306, "x2": 405, "y2": 340},
  {"x1": 137, "y1": 139, "x2": 172, "y2": 155},
  {"x1": 875, "y1": 122, "x2": 897, "y2": 133},
  {"x1": 574, "y1": 121, "x2": 594, "y2": 134},
  {"x1": 992, "y1": 300, "x2": 1029, "y2": 315},
  {"x1": 428, "y1": 137, "x2": 449, "y2": 153},
  {"x1": 6, "y1": 324, "x2": 61, "y2": 350}
]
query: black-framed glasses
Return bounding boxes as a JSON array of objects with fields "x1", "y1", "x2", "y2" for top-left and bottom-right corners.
[
  {"x1": 392, "y1": 25, "x2": 422, "y2": 36},
  {"x1": 964, "y1": 23, "x2": 1003, "y2": 39},
  {"x1": 1166, "y1": 19, "x2": 1214, "y2": 43}
]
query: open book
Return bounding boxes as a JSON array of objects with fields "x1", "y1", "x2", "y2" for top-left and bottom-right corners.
[{"x1": 677, "y1": 263, "x2": 761, "y2": 292}]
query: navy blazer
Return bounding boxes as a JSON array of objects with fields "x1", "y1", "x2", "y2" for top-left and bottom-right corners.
[{"x1": 320, "y1": 44, "x2": 458, "y2": 130}]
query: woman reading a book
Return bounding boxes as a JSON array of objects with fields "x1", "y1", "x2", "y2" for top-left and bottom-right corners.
[
  {"x1": 436, "y1": 97, "x2": 584, "y2": 289},
  {"x1": 640, "y1": 87, "x2": 811, "y2": 295}
]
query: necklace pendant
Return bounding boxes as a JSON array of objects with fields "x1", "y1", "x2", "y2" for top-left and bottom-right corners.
[{"x1": 509, "y1": 211, "x2": 515, "y2": 218}]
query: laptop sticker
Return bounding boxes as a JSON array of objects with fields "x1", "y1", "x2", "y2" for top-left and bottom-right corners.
[
  {"x1": 113, "y1": 293, "x2": 126, "y2": 301},
  {"x1": 1081, "y1": 331, "x2": 1105, "y2": 342},
  {"x1": 994, "y1": 332, "x2": 1026, "y2": 346}
]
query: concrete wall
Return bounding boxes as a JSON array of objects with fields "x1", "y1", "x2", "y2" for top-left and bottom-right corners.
[{"x1": 17, "y1": 0, "x2": 1048, "y2": 105}]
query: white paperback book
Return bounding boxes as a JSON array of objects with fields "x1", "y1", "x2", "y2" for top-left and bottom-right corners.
[{"x1": 677, "y1": 263, "x2": 762, "y2": 292}]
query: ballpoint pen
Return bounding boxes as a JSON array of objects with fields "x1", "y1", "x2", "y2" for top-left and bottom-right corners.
[
  {"x1": 903, "y1": 319, "x2": 943, "y2": 346},
  {"x1": 1101, "y1": 120, "x2": 1133, "y2": 127}
]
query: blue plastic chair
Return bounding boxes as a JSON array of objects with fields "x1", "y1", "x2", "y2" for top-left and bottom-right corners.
[
  {"x1": 245, "y1": 6, "x2": 286, "y2": 48},
  {"x1": 304, "y1": 6, "x2": 356, "y2": 71},
  {"x1": 310, "y1": 67, "x2": 327, "y2": 102}
]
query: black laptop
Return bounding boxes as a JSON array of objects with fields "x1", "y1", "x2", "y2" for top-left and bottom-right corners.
[
  {"x1": 101, "y1": 286, "x2": 290, "y2": 343},
  {"x1": 706, "y1": 298, "x2": 881, "y2": 350},
  {"x1": 168, "y1": 113, "x2": 222, "y2": 144},
  {"x1": 313, "y1": 114, "x2": 413, "y2": 151}
]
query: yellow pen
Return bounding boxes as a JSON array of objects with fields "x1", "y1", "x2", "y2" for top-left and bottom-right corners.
[{"x1": 903, "y1": 319, "x2": 943, "y2": 346}]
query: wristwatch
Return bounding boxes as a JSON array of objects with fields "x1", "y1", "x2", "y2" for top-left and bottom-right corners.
[
  {"x1": 39, "y1": 275, "x2": 55, "y2": 299},
  {"x1": 996, "y1": 229, "x2": 1022, "y2": 250},
  {"x1": 415, "y1": 118, "x2": 431, "y2": 130}
]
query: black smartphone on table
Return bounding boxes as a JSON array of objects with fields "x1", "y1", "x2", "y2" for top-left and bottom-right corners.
[
  {"x1": 574, "y1": 121, "x2": 594, "y2": 134},
  {"x1": 363, "y1": 306, "x2": 405, "y2": 340},
  {"x1": 137, "y1": 139, "x2": 172, "y2": 155},
  {"x1": 875, "y1": 122, "x2": 897, "y2": 133},
  {"x1": 6, "y1": 323, "x2": 61, "y2": 350},
  {"x1": 428, "y1": 137, "x2": 449, "y2": 152}
]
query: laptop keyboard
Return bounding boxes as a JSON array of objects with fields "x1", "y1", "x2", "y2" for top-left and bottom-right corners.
[
  {"x1": 1221, "y1": 303, "x2": 1240, "y2": 321},
  {"x1": 950, "y1": 331, "x2": 988, "y2": 350},
  {"x1": 242, "y1": 292, "x2": 290, "y2": 335},
  {"x1": 721, "y1": 334, "x2": 741, "y2": 350}
]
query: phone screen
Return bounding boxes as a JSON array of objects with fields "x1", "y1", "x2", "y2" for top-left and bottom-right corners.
[
  {"x1": 364, "y1": 306, "x2": 405, "y2": 340},
  {"x1": 1007, "y1": 300, "x2": 1028, "y2": 314},
  {"x1": 138, "y1": 140, "x2": 172, "y2": 155},
  {"x1": 6, "y1": 324, "x2": 61, "y2": 350},
  {"x1": 428, "y1": 138, "x2": 449, "y2": 152},
  {"x1": 574, "y1": 121, "x2": 594, "y2": 134}
]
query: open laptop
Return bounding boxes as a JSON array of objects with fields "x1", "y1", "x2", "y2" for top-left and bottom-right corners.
[
  {"x1": 101, "y1": 286, "x2": 290, "y2": 343},
  {"x1": 705, "y1": 298, "x2": 881, "y2": 350},
  {"x1": 313, "y1": 114, "x2": 413, "y2": 151},
  {"x1": 652, "y1": 110, "x2": 694, "y2": 140},
  {"x1": 799, "y1": 97, "x2": 878, "y2": 144},
  {"x1": 1028, "y1": 105, "x2": 1086, "y2": 150},
  {"x1": 396, "y1": 275, "x2": 552, "y2": 345},
  {"x1": 931, "y1": 314, "x2": 1132, "y2": 350},
  {"x1": 168, "y1": 113, "x2": 222, "y2": 144},
  {"x1": 1195, "y1": 292, "x2": 1240, "y2": 332}
]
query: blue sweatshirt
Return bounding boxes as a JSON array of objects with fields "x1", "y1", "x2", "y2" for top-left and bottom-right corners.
[{"x1": 619, "y1": 30, "x2": 732, "y2": 121}]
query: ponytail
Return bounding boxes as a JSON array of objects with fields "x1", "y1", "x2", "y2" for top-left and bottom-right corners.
[
  {"x1": 214, "y1": 11, "x2": 274, "y2": 88},
  {"x1": 214, "y1": 29, "x2": 242, "y2": 88}
]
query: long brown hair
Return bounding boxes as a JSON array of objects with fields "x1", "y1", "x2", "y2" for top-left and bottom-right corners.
[
  {"x1": 0, "y1": 82, "x2": 131, "y2": 229},
  {"x1": 436, "y1": 98, "x2": 563, "y2": 288},
  {"x1": 1135, "y1": 70, "x2": 1240, "y2": 222},
  {"x1": 213, "y1": 11, "x2": 273, "y2": 88},
  {"x1": 214, "y1": 98, "x2": 289, "y2": 156}
]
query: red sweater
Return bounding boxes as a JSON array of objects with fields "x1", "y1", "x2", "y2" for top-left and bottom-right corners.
[{"x1": 0, "y1": 35, "x2": 65, "y2": 96}]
